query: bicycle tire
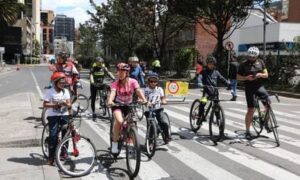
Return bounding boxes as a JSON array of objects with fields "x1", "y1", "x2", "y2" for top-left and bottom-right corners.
[
  {"x1": 126, "y1": 126, "x2": 141, "y2": 178},
  {"x1": 41, "y1": 123, "x2": 49, "y2": 158},
  {"x1": 189, "y1": 99, "x2": 201, "y2": 132},
  {"x1": 209, "y1": 104, "x2": 225, "y2": 142},
  {"x1": 145, "y1": 119, "x2": 157, "y2": 158},
  {"x1": 135, "y1": 104, "x2": 145, "y2": 121},
  {"x1": 252, "y1": 114, "x2": 263, "y2": 136},
  {"x1": 41, "y1": 108, "x2": 48, "y2": 126},
  {"x1": 268, "y1": 108, "x2": 280, "y2": 147},
  {"x1": 55, "y1": 135, "x2": 96, "y2": 177},
  {"x1": 72, "y1": 94, "x2": 89, "y2": 115},
  {"x1": 162, "y1": 112, "x2": 171, "y2": 141},
  {"x1": 98, "y1": 91, "x2": 107, "y2": 116}
]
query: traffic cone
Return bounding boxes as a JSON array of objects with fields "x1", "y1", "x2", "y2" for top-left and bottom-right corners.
[{"x1": 16, "y1": 64, "x2": 20, "y2": 71}]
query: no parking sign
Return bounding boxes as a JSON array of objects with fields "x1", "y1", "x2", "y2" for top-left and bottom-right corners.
[{"x1": 165, "y1": 81, "x2": 189, "y2": 96}]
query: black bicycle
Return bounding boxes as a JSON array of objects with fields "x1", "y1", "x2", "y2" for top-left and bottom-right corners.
[
  {"x1": 109, "y1": 102, "x2": 141, "y2": 178},
  {"x1": 94, "y1": 80, "x2": 112, "y2": 118},
  {"x1": 145, "y1": 105, "x2": 171, "y2": 159},
  {"x1": 189, "y1": 86, "x2": 226, "y2": 142},
  {"x1": 252, "y1": 94, "x2": 280, "y2": 146}
]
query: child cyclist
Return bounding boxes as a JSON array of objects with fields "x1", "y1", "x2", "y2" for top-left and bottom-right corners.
[
  {"x1": 197, "y1": 56, "x2": 230, "y2": 125},
  {"x1": 43, "y1": 72, "x2": 71, "y2": 165},
  {"x1": 107, "y1": 63, "x2": 147, "y2": 154},
  {"x1": 144, "y1": 72, "x2": 171, "y2": 144}
]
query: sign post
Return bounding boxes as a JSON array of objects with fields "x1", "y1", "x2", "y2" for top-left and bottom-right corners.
[{"x1": 0, "y1": 47, "x2": 5, "y2": 69}]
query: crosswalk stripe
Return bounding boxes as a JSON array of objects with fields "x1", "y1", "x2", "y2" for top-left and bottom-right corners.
[
  {"x1": 136, "y1": 124, "x2": 243, "y2": 180},
  {"x1": 166, "y1": 107, "x2": 300, "y2": 167},
  {"x1": 84, "y1": 118, "x2": 170, "y2": 180},
  {"x1": 165, "y1": 108, "x2": 300, "y2": 179},
  {"x1": 224, "y1": 110, "x2": 300, "y2": 136},
  {"x1": 228, "y1": 108, "x2": 300, "y2": 126}
]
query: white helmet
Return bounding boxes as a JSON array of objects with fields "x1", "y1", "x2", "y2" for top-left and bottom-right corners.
[
  {"x1": 128, "y1": 56, "x2": 139, "y2": 62},
  {"x1": 247, "y1": 46, "x2": 260, "y2": 58}
]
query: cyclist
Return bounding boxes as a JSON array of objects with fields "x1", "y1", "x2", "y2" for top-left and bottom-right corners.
[
  {"x1": 107, "y1": 63, "x2": 147, "y2": 154},
  {"x1": 43, "y1": 72, "x2": 71, "y2": 165},
  {"x1": 128, "y1": 56, "x2": 145, "y2": 87},
  {"x1": 90, "y1": 56, "x2": 115, "y2": 120},
  {"x1": 237, "y1": 46, "x2": 270, "y2": 140},
  {"x1": 196, "y1": 56, "x2": 230, "y2": 124},
  {"x1": 144, "y1": 72, "x2": 171, "y2": 144}
]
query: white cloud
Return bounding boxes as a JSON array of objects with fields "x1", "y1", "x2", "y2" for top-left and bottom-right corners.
[{"x1": 42, "y1": 0, "x2": 106, "y2": 27}]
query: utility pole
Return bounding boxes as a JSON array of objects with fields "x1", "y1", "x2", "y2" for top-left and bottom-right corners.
[{"x1": 263, "y1": 1, "x2": 267, "y2": 61}]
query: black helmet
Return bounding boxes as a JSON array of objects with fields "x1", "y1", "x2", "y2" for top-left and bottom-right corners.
[
  {"x1": 58, "y1": 51, "x2": 69, "y2": 60},
  {"x1": 206, "y1": 56, "x2": 216, "y2": 64}
]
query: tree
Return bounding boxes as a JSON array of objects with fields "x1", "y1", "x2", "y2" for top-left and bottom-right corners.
[
  {"x1": 0, "y1": 0, "x2": 24, "y2": 28},
  {"x1": 172, "y1": 0, "x2": 252, "y2": 67}
]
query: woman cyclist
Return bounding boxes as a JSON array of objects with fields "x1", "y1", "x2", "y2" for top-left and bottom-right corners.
[
  {"x1": 43, "y1": 72, "x2": 71, "y2": 165},
  {"x1": 107, "y1": 63, "x2": 147, "y2": 154}
]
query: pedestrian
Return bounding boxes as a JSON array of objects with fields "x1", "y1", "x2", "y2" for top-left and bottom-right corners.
[
  {"x1": 128, "y1": 56, "x2": 145, "y2": 87},
  {"x1": 228, "y1": 55, "x2": 239, "y2": 101}
]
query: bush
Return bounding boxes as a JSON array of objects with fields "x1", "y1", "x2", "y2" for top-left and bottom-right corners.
[{"x1": 174, "y1": 48, "x2": 195, "y2": 77}]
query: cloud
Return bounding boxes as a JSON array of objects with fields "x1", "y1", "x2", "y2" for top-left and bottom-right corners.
[{"x1": 42, "y1": 0, "x2": 106, "y2": 27}]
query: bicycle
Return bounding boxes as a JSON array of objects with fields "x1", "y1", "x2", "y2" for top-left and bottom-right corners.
[
  {"x1": 145, "y1": 105, "x2": 171, "y2": 159},
  {"x1": 133, "y1": 92, "x2": 145, "y2": 121},
  {"x1": 189, "y1": 86, "x2": 226, "y2": 142},
  {"x1": 94, "y1": 79, "x2": 112, "y2": 118},
  {"x1": 41, "y1": 82, "x2": 89, "y2": 126},
  {"x1": 41, "y1": 107, "x2": 96, "y2": 177},
  {"x1": 109, "y1": 102, "x2": 142, "y2": 178},
  {"x1": 252, "y1": 94, "x2": 280, "y2": 146}
]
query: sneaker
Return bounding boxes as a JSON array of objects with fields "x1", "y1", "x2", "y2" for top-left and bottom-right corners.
[
  {"x1": 164, "y1": 137, "x2": 172, "y2": 144},
  {"x1": 245, "y1": 132, "x2": 254, "y2": 140},
  {"x1": 265, "y1": 124, "x2": 273, "y2": 133},
  {"x1": 230, "y1": 96, "x2": 237, "y2": 101},
  {"x1": 111, "y1": 142, "x2": 119, "y2": 154},
  {"x1": 92, "y1": 113, "x2": 97, "y2": 120}
]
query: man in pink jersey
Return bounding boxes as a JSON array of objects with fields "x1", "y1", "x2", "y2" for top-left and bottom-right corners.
[{"x1": 107, "y1": 63, "x2": 147, "y2": 154}]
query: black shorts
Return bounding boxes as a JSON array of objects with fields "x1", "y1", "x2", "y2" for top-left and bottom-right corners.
[
  {"x1": 245, "y1": 86, "x2": 269, "y2": 108},
  {"x1": 111, "y1": 105, "x2": 130, "y2": 117}
]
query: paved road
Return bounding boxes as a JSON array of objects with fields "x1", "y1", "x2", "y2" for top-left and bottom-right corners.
[{"x1": 3, "y1": 66, "x2": 300, "y2": 180}]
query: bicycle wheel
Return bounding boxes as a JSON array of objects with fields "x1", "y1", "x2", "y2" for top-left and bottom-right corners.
[
  {"x1": 41, "y1": 108, "x2": 48, "y2": 126},
  {"x1": 135, "y1": 104, "x2": 144, "y2": 121},
  {"x1": 252, "y1": 114, "x2": 263, "y2": 136},
  {"x1": 98, "y1": 90, "x2": 107, "y2": 116},
  {"x1": 268, "y1": 108, "x2": 280, "y2": 147},
  {"x1": 189, "y1": 99, "x2": 201, "y2": 132},
  {"x1": 41, "y1": 123, "x2": 49, "y2": 158},
  {"x1": 126, "y1": 126, "x2": 141, "y2": 178},
  {"x1": 145, "y1": 119, "x2": 157, "y2": 158},
  {"x1": 209, "y1": 104, "x2": 225, "y2": 142},
  {"x1": 162, "y1": 112, "x2": 171, "y2": 141},
  {"x1": 55, "y1": 135, "x2": 96, "y2": 177},
  {"x1": 72, "y1": 94, "x2": 89, "y2": 114}
]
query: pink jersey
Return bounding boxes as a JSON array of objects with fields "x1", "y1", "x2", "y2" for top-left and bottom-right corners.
[{"x1": 111, "y1": 78, "x2": 140, "y2": 104}]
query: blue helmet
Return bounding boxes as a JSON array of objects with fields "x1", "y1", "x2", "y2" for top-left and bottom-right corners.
[{"x1": 147, "y1": 71, "x2": 159, "y2": 80}]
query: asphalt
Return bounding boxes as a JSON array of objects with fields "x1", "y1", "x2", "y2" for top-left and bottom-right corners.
[{"x1": 0, "y1": 65, "x2": 60, "y2": 180}]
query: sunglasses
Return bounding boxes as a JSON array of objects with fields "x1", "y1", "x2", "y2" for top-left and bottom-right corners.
[{"x1": 149, "y1": 80, "x2": 158, "y2": 83}]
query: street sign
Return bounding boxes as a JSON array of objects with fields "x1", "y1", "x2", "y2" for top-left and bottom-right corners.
[
  {"x1": 225, "y1": 41, "x2": 234, "y2": 51},
  {"x1": 0, "y1": 47, "x2": 5, "y2": 53},
  {"x1": 165, "y1": 81, "x2": 189, "y2": 96}
]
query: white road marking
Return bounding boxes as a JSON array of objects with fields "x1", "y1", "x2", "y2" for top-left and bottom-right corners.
[{"x1": 30, "y1": 69, "x2": 43, "y2": 99}]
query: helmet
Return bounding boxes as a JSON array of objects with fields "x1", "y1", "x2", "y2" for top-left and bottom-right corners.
[
  {"x1": 206, "y1": 56, "x2": 217, "y2": 64},
  {"x1": 248, "y1": 46, "x2": 259, "y2": 58},
  {"x1": 96, "y1": 56, "x2": 104, "y2": 63},
  {"x1": 152, "y1": 59, "x2": 161, "y2": 68},
  {"x1": 51, "y1": 72, "x2": 66, "y2": 82},
  {"x1": 57, "y1": 51, "x2": 69, "y2": 59},
  {"x1": 117, "y1": 63, "x2": 130, "y2": 71},
  {"x1": 128, "y1": 56, "x2": 139, "y2": 62},
  {"x1": 147, "y1": 71, "x2": 159, "y2": 80}
]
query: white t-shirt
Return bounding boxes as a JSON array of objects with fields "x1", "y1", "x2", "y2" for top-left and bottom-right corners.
[
  {"x1": 144, "y1": 86, "x2": 164, "y2": 109},
  {"x1": 43, "y1": 88, "x2": 70, "y2": 116}
]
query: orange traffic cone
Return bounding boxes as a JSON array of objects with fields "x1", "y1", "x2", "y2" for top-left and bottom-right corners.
[{"x1": 16, "y1": 64, "x2": 20, "y2": 71}]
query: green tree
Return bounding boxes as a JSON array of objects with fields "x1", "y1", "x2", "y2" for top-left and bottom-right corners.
[
  {"x1": 0, "y1": 0, "x2": 24, "y2": 28},
  {"x1": 172, "y1": 0, "x2": 252, "y2": 67},
  {"x1": 174, "y1": 48, "x2": 195, "y2": 77}
]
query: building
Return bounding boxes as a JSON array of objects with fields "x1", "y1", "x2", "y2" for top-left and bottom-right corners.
[
  {"x1": 54, "y1": 15, "x2": 75, "y2": 42},
  {"x1": 41, "y1": 10, "x2": 55, "y2": 54},
  {"x1": 53, "y1": 37, "x2": 68, "y2": 56},
  {"x1": 269, "y1": 0, "x2": 300, "y2": 22}
]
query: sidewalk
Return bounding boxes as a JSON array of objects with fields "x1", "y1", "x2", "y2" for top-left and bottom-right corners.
[{"x1": 0, "y1": 93, "x2": 60, "y2": 180}]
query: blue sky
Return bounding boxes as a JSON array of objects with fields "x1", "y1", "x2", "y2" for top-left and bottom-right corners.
[{"x1": 42, "y1": 0, "x2": 106, "y2": 27}]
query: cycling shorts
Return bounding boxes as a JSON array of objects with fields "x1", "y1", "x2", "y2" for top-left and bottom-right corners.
[{"x1": 245, "y1": 86, "x2": 269, "y2": 108}]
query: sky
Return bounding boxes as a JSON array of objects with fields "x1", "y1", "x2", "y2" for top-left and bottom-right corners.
[{"x1": 42, "y1": 0, "x2": 107, "y2": 27}]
